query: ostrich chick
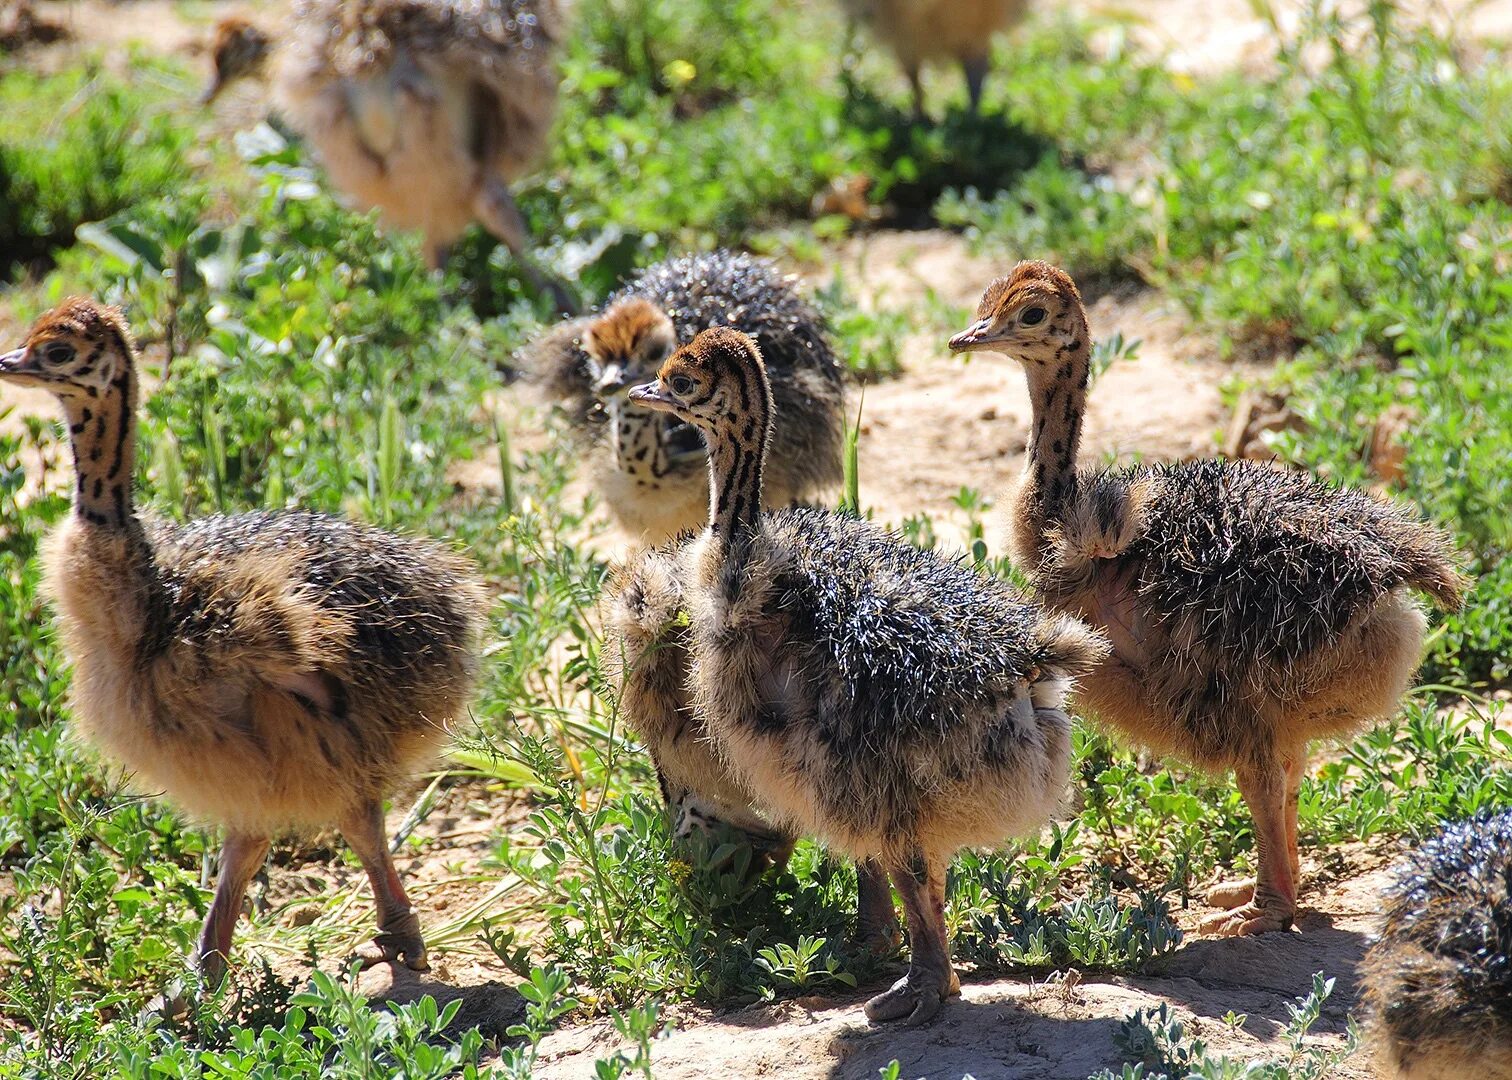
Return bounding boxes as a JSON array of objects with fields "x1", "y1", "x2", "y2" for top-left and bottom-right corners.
[
  {"x1": 521, "y1": 251, "x2": 845, "y2": 543},
  {"x1": 619, "y1": 327, "x2": 1107, "y2": 1024},
  {"x1": 842, "y1": 0, "x2": 1027, "y2": 117},
  {"x1": 949, "y1": 262, "x2": 1466, "y2": 936},
  {"x1": 1, "y1": 300, "x2": 487, "y2": 985},
  {"x1": 1360, "y1": 812, "x2": 1512, "y2": 1080},
  {"x1": 206, "y1": 0, "x2": 573, "y2": 310},
  {"x1": 607, "y1": 546, "x2": 901, "y2": 957}
]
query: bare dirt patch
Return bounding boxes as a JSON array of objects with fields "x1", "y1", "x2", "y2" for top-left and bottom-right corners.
[
  {"x1": 19, "y1": 0, "x2": 214, "y2": 63},
  {"x1": 1069, "y1": 0, "x2": 1512, "y2": 75},
  {"x1": 529, "y1": 851, "x2": 1398, "y2": 1079}
]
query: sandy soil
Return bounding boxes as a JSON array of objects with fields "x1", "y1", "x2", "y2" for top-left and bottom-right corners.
[
  {"x1": 1068, "y1": 0, "x2": 1512, "y2": 74},
  {"x1": 805, "y1": 230, "x2": 1249, "y2": 547},
  {"x1": 17, "y1": 0, "x2": 1512, "y2": 68},
  {"x1": 320, "y1": 840, "x2": 1400, "y2": 1079}
]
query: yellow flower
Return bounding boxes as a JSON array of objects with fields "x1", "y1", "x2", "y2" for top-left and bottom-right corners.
[{"x1": 663, "y1": 59, "x2": 696, "y2": 87}]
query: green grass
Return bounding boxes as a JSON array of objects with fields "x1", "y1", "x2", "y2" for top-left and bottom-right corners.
[
  {"x1": 1, "y1": 0, "x2": 1508, "y2": 1075},
  {"x1": 0, "y1": 61, "x2": 194, "y2": 273}
]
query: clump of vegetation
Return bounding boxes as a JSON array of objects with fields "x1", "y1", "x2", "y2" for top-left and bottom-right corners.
[
  {"x1": 1094, "y1": 974, "x2": 1357, "y2": 1080},
  {"x1": 0, "y1": 62, "x2": 193, "y2": 271},
  {"x1": 482, "y1": 729, "x2": 870, "y2": 1006}
]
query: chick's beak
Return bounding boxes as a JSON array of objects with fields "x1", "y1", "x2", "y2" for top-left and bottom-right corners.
[
  {"x1": 593, "y1": 362, "x2": 631, "y2": 395},
  {"x1": 948, "y1": 318, "x2": 998, "y2": 353},
  {"x1": 627, "y1": 380, "x2": 672, "y2": 410},
  {"x1": 0, "y1": 348, "x2": 36, "y2": 376}
]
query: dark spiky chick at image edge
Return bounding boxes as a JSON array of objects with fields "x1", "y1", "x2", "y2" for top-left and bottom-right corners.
[{"x1": 1361, "y1": 811, "x2": 1512, "y2": 1080}]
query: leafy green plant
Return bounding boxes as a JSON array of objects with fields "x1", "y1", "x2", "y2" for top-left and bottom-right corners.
[
  {"x1": 496, "y1": 966, "x2": 582, "y2": 1079},
  {"x1": 754, "y1": 935, "x2": 857, "y2": 994},
  {"x1": 1092, "y1": 973, "x2": 1357, "y2": 1080},
  {"x1": 0, "y1": 61, "x2": 193, "y2": 269},
  {"x1": 949, "y1": 843, "x2": 1182, "y2": 975},
  {"x1": 482, "y1": 728, "x2": 866, "y2": 1006},
  {"x1": 593, "y1": 999, "x2": 673, "y2": 1080}
]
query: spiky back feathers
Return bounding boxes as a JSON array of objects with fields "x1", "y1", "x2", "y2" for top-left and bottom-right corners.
[
  {"x1": 288, "y1": 0, "x2": 567, "y2": 80},
  {"x1": 765, "y1": 507, "x2": 1105, "y2": 748},
  {"x1": 1363, "y1": 811, "x2": 1512, "y2": 1062},
  {"x1": 524, "y1": 251, "x2": 843, "y2": 416},
  {"x1": 147, "y1": 510, "x2": 484, "y2": 700},
  {"x1": 608, "y1": 251, "x2": 841, "y2": 391},
  {"x1": 1054, "y1": 459, "x2": 1464, "y2": 667}
]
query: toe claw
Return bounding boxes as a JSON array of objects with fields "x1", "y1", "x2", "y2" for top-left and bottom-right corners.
[
  {"x1": 1205, "y1": 878, "x2": 1256, "y2": 910},
  {"x1": 864, "y1": 975, "x2": 949, "y2": 1026},
  {"x1": 1199, "y1": 901, "x2": 1295, "y2": 937},
  {"x1": 353, "y1": 931, "x2": 428, "y2": 971}
]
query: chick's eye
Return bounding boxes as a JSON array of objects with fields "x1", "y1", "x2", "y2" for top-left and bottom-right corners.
[
  {"x1": 43, "y1": 343, "x2": 76, "y2": 365},
  {"x1": 669, "y1": 375, "x2": 695, "y2": 396},
  {"x1": 1020, "y1": 307, "x2": 1047, "y2": 327}
]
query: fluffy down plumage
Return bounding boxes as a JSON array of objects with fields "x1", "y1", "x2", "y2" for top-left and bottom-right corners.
[
  {"x1": 519, "y1": 250, "x2": 845, "y2": 541},
  {"x1": 46, "y1": 510, "x2": 485, "y2": 834},
  {"x1": 606, "y1": 546, "x2": 786, "y2": 844},
  {"x1": 1030, "y1": 458, "x2": 1465, "y2": 766},
  {"x1": 1360, "y1": 812, "x2": 1512, "y2": 1080},
  {"x1": 950, "y1": 259, "x2": 1471, "y2": 938},
  {"x1": 688, "y1": 506, "x2": 1106, "y2": 861},
  {"x1": 275, "y1": 0, "x2": 567, "y2": 184},
  {"x1": 842, "y1": 0, "x2": 1025, "y2": 68},
  {"x1": 209, "y1": 0, "x2": 570, "y2": 287}
]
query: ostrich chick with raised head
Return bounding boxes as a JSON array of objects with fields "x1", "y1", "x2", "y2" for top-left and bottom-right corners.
[
  {"x1": 1, "y1": 299, "x2": 487, "y2": 985},
  {"x1": 843, "y1": 0, "x2": 1027, "y2": 117},
  {"x1": 616, "y1": 327, "x2": 1108, "y2": 1024},
  {"x1": 1360, "y1": 811, "x2": 1512, "y2": 1080},
  {"x1": 205, "y1": 0, "x2": 573, "y2": 310},
  {"x1": 521, "y1": 250, "x2": 845, "y2": 543},
  {"x1": 949, "y1": 262, "x2": 1466, "y2": 935}
]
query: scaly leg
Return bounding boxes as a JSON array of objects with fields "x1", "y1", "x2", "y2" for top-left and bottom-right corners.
[
  {"x1": 195, "y1": 833, "x2": 272, "y2": 989},
  {"x1": 854, "y1": 858, "x2": 901, "y2": 957},
  {"x1": 339, "y1": 799, "x2": 429, "y2": 971},
  {"x1": 864, "y1": 849, "x2": 959, "y2": 1025},
  {"x1": 474, "y1": 177, "x2": 578, "y2": 314},
  {"x1": 1205, "y1": 749, "x2": 1306, "y2": 910},
  {"x1": 1200, "y1": 758, "x2": 1296, "y2": 936},
  {"x1": 1283, "y1": 751, "x2": 1304, "y2": 888}
]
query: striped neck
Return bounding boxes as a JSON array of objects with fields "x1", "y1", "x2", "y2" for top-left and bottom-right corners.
[
  {"x1": 1021, "y1": 340, "x2": 1089, "y2": 531},
  {"x1": 707, "y1": 434, "x2": 765, "y2": 545},
  {"x1": 610, "y1": 403, "x2": 673, "y2": 480},
  {"x1": 704, "y1": 367, "x2": 773, "y2": 547},
  {"x1": 63, "y1": 363, "x2": 137, "y2": 529}
]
